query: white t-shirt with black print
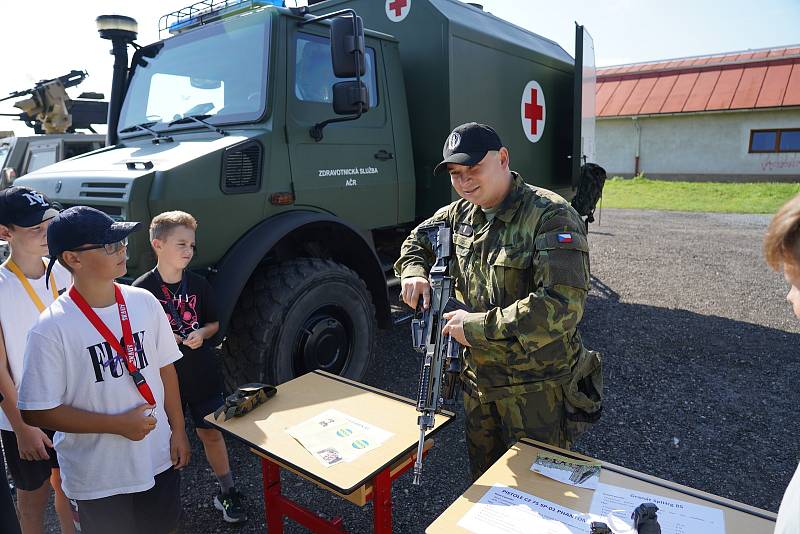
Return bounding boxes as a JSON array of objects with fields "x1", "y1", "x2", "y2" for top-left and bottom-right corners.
[{"x1": 17, "y1": 284, "x2": 182, "y2": 501}]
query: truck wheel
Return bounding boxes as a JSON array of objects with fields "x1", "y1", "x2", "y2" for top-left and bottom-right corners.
[{"x1": 222, "y1": 258, "x2": 376, "y2": 389}]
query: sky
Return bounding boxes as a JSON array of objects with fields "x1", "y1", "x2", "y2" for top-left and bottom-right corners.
[{"x1": 1, "y1": 0, "x2": 798, "y2": 135}]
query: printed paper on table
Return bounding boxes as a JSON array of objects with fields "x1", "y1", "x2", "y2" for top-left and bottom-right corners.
[
  {"x1": 285, "y1": 408, "x2": 393, "y2": 468},
  {"x1": 588, "y1": 482, "x2": 725, "y2": 534},
  {"x1": 457, "y1": 483, "x2": 590, "y2": 534}
]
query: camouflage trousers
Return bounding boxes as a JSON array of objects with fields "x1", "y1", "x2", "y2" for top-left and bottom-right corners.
[{"x1": 463, "y1": 383, "x2": 569, "y2": 481}]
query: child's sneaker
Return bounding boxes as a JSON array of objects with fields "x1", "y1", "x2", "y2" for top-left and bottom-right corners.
[{"x1": 213, "y1": 487, "x2": 247, "y2": 523}]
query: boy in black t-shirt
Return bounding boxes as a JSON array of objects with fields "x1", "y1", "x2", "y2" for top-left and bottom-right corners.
[{"x1": 133, "y1": 211, "x2": 246, "y2": 524}]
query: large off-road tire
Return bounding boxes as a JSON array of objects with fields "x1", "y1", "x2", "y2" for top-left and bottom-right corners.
[{"x1": 221, "y1": 258, "x2": 376, "y2": 390}]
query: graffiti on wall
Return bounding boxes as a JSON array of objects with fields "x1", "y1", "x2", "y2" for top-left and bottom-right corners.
[{"x1": 761, "y1": 156, "x2": 800, "y2": 172}]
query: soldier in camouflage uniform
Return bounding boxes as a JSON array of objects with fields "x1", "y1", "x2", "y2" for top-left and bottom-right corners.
[{"x1": 395, "y1": 123, "x2": 594, "y2": 480}]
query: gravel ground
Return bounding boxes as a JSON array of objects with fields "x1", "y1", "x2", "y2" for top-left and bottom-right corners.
[{"x1": 27, "y1": 208, "x2": 800, "y2": 532}]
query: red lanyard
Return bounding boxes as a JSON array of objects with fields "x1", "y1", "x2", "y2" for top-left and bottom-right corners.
[{"x1": 69, "y1": 284, "x2": 156, "y2": 406}]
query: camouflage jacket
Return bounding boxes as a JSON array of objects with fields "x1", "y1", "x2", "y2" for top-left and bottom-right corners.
[{"x1": 395, "y1": 172, "x2": 590, "y2": 403}]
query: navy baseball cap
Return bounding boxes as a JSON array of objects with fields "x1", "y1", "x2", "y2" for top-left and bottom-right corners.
[
  {"x1": 45, "y1": 206, "x2": 141, "y2": 287},
  {"x1": 0, "y1": 186, "x2": 60, "y2": 227},
  {"x1": 434, "y1": 122, "x2": 504, "y2": 175}
]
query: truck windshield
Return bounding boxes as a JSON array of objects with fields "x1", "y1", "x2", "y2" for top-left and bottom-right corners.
[{"x1": 119, "y1": 18, "x2": 269, "y2": 134}]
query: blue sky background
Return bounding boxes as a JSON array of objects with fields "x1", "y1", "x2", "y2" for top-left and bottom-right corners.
[{"x1": 1, "y1": 0, "x2": 798, "y2": 134}]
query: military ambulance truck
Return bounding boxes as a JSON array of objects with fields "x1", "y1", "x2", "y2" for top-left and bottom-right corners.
[{"x1": 15, "y1": 0, "x2": 597, "y2": 388}]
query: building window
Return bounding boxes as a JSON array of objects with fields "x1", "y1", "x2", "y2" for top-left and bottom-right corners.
[
  {"x1": 780, "y1": 130, "x2": 800, "y2": 152},
  {"x1": 749, "y1": 129, "x2": 800, "y2": 153}
]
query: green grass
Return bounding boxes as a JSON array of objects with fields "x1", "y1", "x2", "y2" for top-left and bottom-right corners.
[{"x1": 601, "y1": 176, "x2": 800, "y2": 214}]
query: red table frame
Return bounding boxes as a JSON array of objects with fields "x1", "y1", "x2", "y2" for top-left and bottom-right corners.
[{"x1": 260, "y1": 448, "x2": 425, "y2": 534}]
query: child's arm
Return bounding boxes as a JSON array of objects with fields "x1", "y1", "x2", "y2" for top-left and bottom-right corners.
[
  {"x1": 160, "y1": 363, "x2": 190, "y2": 468},
  {"x1": 22, "y1": 404, "x2": 157, "y2": 441},
  {"x1": 182, "y1": 321, "x2": 219, "y2": 349},
  {"x1": 183, "y1": 278, "x2": 220, "y2": 349},
  {"x1": 0, "y1": 323, "x2": 53, "y2": 460}
]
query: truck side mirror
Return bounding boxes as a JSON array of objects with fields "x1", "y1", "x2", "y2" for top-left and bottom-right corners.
[
  {"x1": 332, "y1": 81, "x2": 369, "y2": 115},
  {"x1": 330, "y1": 15, "x2": 365, "y2": 78},
  {"x1": 0, "y1": 167, "x2": 16, "y2": 188}
]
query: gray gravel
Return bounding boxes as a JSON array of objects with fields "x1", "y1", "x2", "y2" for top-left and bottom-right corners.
[{"x1": 30, "y1": 208, "x2": 800, "y2": 532}]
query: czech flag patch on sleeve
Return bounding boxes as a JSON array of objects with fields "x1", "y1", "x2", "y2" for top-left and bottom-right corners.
[{"x1": 557, "y1": 233, "x2": 573, "y2": 243}]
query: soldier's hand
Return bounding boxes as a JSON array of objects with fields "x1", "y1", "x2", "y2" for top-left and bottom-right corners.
[
  {"x1": 442, "y1": 310, "x2": 471, "y2": 347},
  {"x1": 401, "y1": 276, "x2": 431, "y2": 310}
]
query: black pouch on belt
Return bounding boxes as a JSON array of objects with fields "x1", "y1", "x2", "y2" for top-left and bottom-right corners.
[{"x1": 562, "y1": 347, "x2": 603, "y2": 443}]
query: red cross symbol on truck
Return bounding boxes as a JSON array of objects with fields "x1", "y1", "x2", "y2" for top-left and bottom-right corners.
[
  {"x1": 389, "y1": 0, "x2": 408, "y2": 17},
  {"x1": 524, "y1": 88, "x2": 543, "y2": 135}
]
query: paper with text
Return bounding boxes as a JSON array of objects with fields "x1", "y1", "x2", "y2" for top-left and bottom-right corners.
[
  {"x1": 457, "y1": 484, "x2": 589, "y2": 534},
  {"x1": 285, "y1": 409, "x2": 393, "y2": 467},
  {"x1": 588, "y1": 483, "x2": 725, "y2": 534}
]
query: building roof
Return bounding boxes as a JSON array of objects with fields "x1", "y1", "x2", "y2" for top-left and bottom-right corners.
[{"x1": 596, "y1": 45, "x2": 800, "y2": 118}]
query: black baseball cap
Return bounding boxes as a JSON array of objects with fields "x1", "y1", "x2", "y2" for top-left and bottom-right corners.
[
  {"x1": 434, "y1": 122, "x2": 504, "y2": 175},
  {"x1": 0, "y1": 186, "x2": 60, "y2": 227},
  {"x1": 45, "y1": 206, "x2": 141, "y2": 287}
]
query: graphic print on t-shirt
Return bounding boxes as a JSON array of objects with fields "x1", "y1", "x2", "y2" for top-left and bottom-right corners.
[
  {"x1": 87, "y1": 330, "x2": 149, "y2": 383},
  {"x1": 156, "y1": 294, "x2": 199, "y2": 336}
]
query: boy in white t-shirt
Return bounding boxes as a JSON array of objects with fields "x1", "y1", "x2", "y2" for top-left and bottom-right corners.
[
  {"x1": 0, "y1": 186, "x2": 73, "y2": 534},
  {"x1": 17, "y1": 206, "x2": 191, "y2": 534}
]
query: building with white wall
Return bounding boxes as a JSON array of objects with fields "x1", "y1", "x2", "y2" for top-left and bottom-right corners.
[{"x1": 595, "y1": 45, "x2": 800, "y2": 181}]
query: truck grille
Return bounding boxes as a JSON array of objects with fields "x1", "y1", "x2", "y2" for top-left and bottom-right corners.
[
  {"x1": 79, "y1": 182, "x2": 128, "y2": 199},
  {"x1": 222, "y1": 140, "x2": 262, "y2": 194}
]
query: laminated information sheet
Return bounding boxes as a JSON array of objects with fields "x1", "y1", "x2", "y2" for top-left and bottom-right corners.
[
  {"x1": 457, "y1": 483, "x2": 589, "y2": 534},
  {"x1": 588, "y1": 483, "x2": 726, "y2": 534},
  {"x1": 531, "y1": 451, "x2": 601, "y2": 490},
  {"x1": 285, "y1": 409, "x2": 394, "y2": 467}
]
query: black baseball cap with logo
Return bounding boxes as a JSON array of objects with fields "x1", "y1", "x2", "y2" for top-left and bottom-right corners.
[
  {"x1": 44, "y1": 206, "x2": 142, "y2": 287},
  {"x1": 434, "y1": 122, "x2": 504, "y2": 175},
  {"x1": 0, "y1": 186, "x2": 60, "y2": 227}
]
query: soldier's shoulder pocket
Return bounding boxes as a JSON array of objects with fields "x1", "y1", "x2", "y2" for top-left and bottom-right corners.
[
  {"x1": 535, "y1": 231, "x2": 589, "y2": 290},
  {"x1": 534, "y1": 231, "x2": 588, "y2": 253}
]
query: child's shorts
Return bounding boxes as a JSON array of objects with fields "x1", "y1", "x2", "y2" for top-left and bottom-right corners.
[
  {"x1": 185, "y1": 393, "x2": 225, "y2": 430},
  {"x1": 0, "y1": 429, "x2": 59, "y2": 491},
  {"x1": 73, "y1": 466, "x2": 181, "y2": 534}
]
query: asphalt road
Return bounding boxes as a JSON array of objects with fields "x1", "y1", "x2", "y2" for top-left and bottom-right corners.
[{"x1": 33, "y1": 208, "x2": 800, "y2": 532}]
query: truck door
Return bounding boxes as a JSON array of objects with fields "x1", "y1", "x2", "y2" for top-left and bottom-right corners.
[{"x1": 286, "y1": 29, "x2": 398, "y2": 230}]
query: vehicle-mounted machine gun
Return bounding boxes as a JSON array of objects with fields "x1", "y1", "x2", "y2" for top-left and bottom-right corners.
[
  {"x1": 0, "y1": 70, "x2": 107, "y2": 134},
  {"x1": 410, "y1": 222, "x2": 469, "y2": 485}
]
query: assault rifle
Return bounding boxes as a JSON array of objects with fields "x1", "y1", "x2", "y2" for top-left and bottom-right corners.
[{"x1": 409, "y1": 222, "x2": 468, "y2": 485}]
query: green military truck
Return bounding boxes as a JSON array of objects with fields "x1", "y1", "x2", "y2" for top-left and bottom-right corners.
[{"x1": 15, "y1": 0, "x2": 597, "y2": 388}]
